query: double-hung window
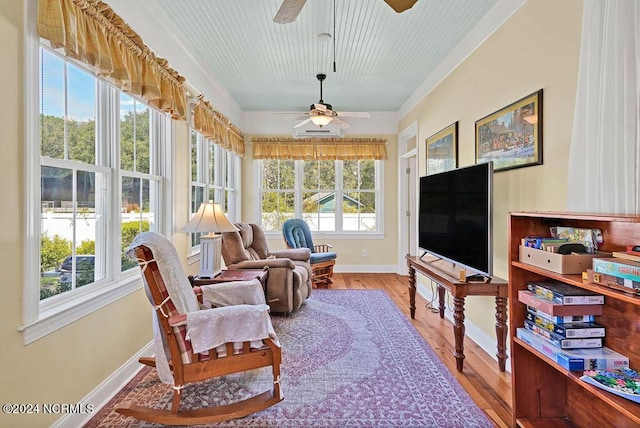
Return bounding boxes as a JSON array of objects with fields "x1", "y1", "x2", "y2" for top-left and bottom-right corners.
[
  {"x1": 26, "y1": 45, "x2": 170, "y2": 343},
  {"x1": 188, "y1": 130, "x2": 240, "y2": 250},
  {"x1": 258, "y1": 159, "x2": 382, "y2": 234}
]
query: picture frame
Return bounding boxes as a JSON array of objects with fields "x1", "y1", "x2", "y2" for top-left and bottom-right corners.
[
  {"x1": 426, "y1": 122, "x2": 458, "y2": 175},
  {"x1": 475, "y1": 89, "x2": 543, "y2": 172}
]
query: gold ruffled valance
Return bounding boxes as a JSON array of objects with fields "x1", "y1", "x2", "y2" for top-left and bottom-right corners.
[
  {"x1": 193, "y1": 97, "x2": 245, "y2": 158},
  {"x1": 252, "y1": 138, "x2": 387, "y2": 160},
  {"x1": 38, "y1": 0, "x2": 188, "y2": 120}
]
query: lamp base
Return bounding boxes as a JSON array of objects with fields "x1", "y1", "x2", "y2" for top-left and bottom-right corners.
[{"x1": 198, "y1": 234, "x2": 222, "y2": 278}]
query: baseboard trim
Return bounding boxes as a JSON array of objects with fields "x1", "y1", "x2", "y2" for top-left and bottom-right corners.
[
  {"x1": 52, "y1": 341, "x2": 153, "y2": 428},
  {"x1": 415, "y1": 282, "x2": 511, "y2": 373}
]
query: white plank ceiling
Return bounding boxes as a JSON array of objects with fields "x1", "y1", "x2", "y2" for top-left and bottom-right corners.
[{"x1": 105, "y1": 0, "x2": 525, "y2": 120}]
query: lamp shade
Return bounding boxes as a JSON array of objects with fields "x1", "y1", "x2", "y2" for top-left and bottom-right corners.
[
  {"x1": 310, "y1": 114, "x2": 333, "y2": 127},
  {"x1": 182, "y1": 201, "x2": 238, "y2": 234},
  {"x1": 182, "y1": 201, "x2": 237, "y2": 278}
]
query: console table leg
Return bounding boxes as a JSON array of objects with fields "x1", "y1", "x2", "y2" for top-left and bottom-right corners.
[
  {"x1": 408, "y1": 265, "x2": 416, "y2": 319},
  {"x1": 453, "y1": 296, "x2": 466, "y2": 372},
  {"x1": 495, "y1": 296, "x2": 508, "y2": 372},
  {"x1": 438, "y1": 285, "x2": 446, "y2": 319}
]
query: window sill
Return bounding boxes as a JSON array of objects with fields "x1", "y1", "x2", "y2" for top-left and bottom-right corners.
[{"x1": 20, "y1": 273, "x2": 143, "y2": 345}]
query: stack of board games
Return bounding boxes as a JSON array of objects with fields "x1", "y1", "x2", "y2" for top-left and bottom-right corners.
[{"x1": 516, "y1": 280, "x2": 630, "y2": 370}]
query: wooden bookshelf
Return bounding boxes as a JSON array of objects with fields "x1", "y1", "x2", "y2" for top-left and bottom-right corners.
[{"x1": 508, "y1": 212, "x2": 640, "y2": 428}]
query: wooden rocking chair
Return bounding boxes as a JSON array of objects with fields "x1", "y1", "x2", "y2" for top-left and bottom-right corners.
[{"x1": 115, "y1": 232, "x2": 282, "y2": 425}]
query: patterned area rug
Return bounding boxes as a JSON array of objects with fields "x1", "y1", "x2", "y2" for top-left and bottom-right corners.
[{"x1": 87, "y1": 290, "x2": 493, "y2": 427}]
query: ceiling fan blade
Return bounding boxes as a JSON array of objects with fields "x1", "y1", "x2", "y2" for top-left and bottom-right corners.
[
  {"x1": 383, "y1": 0, "x2": 418, "y2": 13},
  {"x1": 332, "y1": 117, "x2": 351, "y2": 129},
  {"x1": 294, "y1": 118, "x2": 312, "y2": 128},
  {"x1": 336, "y1": 111, "x2": 371, "y2": 118},
  {"x1": 273, "y1": 0, "x2": 307, "y2": 24}
]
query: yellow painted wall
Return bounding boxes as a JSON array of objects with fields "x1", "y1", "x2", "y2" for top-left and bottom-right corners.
[
  {"x1": 241, "y1": 135, "x2": 399, "y2": 268},
  {"x1": 0, "y1": 0, "x2": 586, "y2": 425},
  {"x1": 399, "y1": 0, "x2": 583, "y2": 337},
  {"x1": 0, "y1": 2, "x2": 194, "y2": 426}
]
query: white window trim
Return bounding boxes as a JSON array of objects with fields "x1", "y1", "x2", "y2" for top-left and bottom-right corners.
[
  {"x1": 22, "y1": 8, "x2": 173, "y2": 344},
  {"x1": 253, "y1": 159, "x2": 385, "y2": 235}
]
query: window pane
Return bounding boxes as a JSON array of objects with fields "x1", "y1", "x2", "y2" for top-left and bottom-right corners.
[
  {"x1": 192, "y1": 185, "x2": 205, "y2": 213},
  {"x1": 120, "y1": 95, "x2": 135, "y2": 171},
  {"x1": 359, "y1": 160, "x2": 375, "y2": 189},
  {"x1": 40, "y1": 167, "x2": 100, "y2": 299},
  {"x1": 262, "y1": 192, "x2": 294, "y2": 231},
  {"x1": 67, "y1": 64, "x2": 96, "y2": 164},
  {"x1": 262, "y1": 160, "x2": 279, "y2": 189},
  {"x1": 120, "y1": 96, "x2": 150, "y2": 173},
  {"x1": 318, "y1": 161, "x2": 335, "y2": 189},
  {"x1": 121, "y1": 177, "x2": 152, "y2": 271},
  {"x1": 221, "y1": 150, "x2": 229, "y2": 188},
  {"x1": 279, "y1": 160, "x2": 295, "y2": 189},
  {"x1": 225, "y1": 190, "x2": 233, "y2": 218},
  {"x1": 75, "y1": 170, "x2": 97, "y2": 285},
  {"x1": 263, "y1": 160, "x2": 294, "y2": 189},
  {"x1": 40, "y1": 166, "x2": 73, "y2": 299},
  {"x1": 191, "y1": 131, "x2": 198, "y2": 182},
  {"x1": 40, "y1": 49, "x2": 65, "y2": 159},
  {"x1": 303, "y1": 161, "x2": 319, "y2": 189},
  {"x1": 343, "y1": 191, "x2": 377, "y2": 231},
  {"x1": 343, "y1": 160, "x2": 359, "y2": 189},
  {"x1": 302, "y1": 161, "x2": 335, "y2": 232},
  {"x1": 208, "y1": 141, "x2": 216, "y2": 186}
]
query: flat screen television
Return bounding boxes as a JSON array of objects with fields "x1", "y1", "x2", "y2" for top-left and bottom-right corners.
[{"x1": 418, "y1": 162, "x2": 493, "y2": 277}]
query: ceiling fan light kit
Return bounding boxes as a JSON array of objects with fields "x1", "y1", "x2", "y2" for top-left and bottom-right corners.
[
  {"x1": 291, "y1": 73, "x2": 371, "y2": 131},
  {"x1": 310, "y1": 115, "x2": 333, "y2": 127}
]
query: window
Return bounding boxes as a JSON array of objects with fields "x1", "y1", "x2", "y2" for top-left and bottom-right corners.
[
  {"x1": 188, "y1": 130, "x2": 240, "y2": 249},
  {"x1": 343, "y1": 160, "x2": 377, "y2": 232},
  {"x1": 258, "y1": 159, "x2": 382, "y2": 233},
  {"x1": 27, "y1": 45, "x2": 170, "y2": 342}
]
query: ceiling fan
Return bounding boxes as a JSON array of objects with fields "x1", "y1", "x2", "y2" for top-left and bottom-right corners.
[
  {"x1": 273, "y1": 0, "x2": 418, "y2": 24},
  {"x1": 294, "y1": 74, "x2": 371, "y2": 129}
]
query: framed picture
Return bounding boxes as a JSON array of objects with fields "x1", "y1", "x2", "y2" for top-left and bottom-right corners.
[
  {"x1": 426, "y1": 122, "x2": 458, "y2": 175},
  {"x1": 475, "y1": 89, "x2": 543, "y2": 172}
]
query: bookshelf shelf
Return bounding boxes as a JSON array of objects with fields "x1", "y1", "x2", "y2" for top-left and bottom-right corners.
[{"x1": 509, "y1": 212, "x2": 640, "y2": 428}]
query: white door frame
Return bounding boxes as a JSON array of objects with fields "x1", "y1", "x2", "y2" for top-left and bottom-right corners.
[{"x1": 397, "y1": 120, "x2": 418, "y2": 275}]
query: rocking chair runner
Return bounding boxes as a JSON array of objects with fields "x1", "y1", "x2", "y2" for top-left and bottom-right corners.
[{"x1": 115, "y1": 232, "x2": 282, "y2": 425}]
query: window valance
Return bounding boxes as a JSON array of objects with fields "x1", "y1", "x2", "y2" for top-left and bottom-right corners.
[
  {"x1": 252, "y1": 138, "x2": 387, "y2": 160},
  {"x1": 37, "y1": 0, "x2": 188, "y2": 120},
  {"x1": 193, "y1": 97, "x2": 245, "y2": 158}
]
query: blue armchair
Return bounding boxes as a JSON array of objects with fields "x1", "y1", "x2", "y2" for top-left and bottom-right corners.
[{"x1": 282, "y1": 219, "x2": 337, "y2": 287}]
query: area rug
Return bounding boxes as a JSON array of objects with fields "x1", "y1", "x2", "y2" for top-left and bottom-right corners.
[{"x1": 86, "y1": 290, "x2": 493, "y2": 427}]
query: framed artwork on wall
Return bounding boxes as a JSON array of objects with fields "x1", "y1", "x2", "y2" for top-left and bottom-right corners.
[
  {"x1": 426, "y1": 122, "x2": 458, "y2": 175},
  {"x1": 475, "y1": 89, "x2": 543, "y2": 172}
]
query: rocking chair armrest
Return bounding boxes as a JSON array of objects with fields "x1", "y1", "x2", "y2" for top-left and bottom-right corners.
[
  {"x1": 269, "y1": 248, "x2": 311, "y2": 262},
  {"x1": 314, "y1": 244, "x2": 333, "y2": 253},
  {"x1": 168, "y1": 314, "x2": 187, "y2": 326}
]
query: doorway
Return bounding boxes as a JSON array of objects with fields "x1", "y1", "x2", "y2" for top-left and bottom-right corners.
[{"x1": 397, "y1": 121, "x2": 418, "y2": 275}]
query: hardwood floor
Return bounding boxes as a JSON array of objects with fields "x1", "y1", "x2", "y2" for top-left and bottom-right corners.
[{"x1": 329, "y1": 272, "x2": 513, "y2": 428}]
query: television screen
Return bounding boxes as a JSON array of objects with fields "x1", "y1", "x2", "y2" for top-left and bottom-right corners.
[{"x1": 418, "y1": 162, "x2": 493, "y2": 276}]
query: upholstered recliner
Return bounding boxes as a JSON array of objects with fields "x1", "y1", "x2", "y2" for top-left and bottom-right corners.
[
  {"x1": 282, "y1": 218, "x2": 337, "y2": 287},
  {"x1": 221, "y1": 223, "x2": 312, "y2": 314}
]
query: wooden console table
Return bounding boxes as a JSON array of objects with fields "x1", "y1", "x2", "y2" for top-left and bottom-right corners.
[{"x1": 406, "y1": 255, "x2": 508, "y2": 373}]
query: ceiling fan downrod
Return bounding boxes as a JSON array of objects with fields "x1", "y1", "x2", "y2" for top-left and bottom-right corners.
[{"x1": 312, "y1": 73, "x2": 332, "y2": 111}]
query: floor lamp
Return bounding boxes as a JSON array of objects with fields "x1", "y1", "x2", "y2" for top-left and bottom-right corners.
[{"x1": 182, "y1": 201, "x2": 238, "y2": 278}]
